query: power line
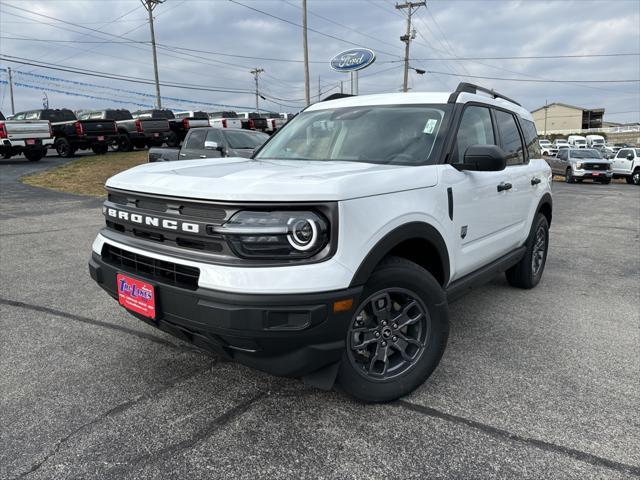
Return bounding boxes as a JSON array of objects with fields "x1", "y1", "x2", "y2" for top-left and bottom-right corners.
[
  {"x1": 426, "y1": 69, "x2": 640, "y2": 84},
  {"x1": 227, "y1": 0, "x2": 402, "y2": 59}
]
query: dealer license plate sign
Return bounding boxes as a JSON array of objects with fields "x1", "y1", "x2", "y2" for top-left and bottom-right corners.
[
  {"x1": 98, "y1": 135, "x2": 105, "y2": 141},
  {"x1": 117, "y1": 274, "x2": 156, "y2": 319},
  {"x1": 26, "y1": 139, "x2": 35, "y2": 145}
]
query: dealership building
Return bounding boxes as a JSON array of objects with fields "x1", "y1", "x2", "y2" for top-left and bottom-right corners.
[{"x1": 531, "y1": 103, "x2": 604, "y2": 134}]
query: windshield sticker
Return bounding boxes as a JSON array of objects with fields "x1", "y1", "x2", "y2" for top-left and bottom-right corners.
[{"x1": 424, "y1": 119, "x2": 438, "y2": 134}]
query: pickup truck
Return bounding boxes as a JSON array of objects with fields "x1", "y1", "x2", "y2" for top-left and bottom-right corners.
[
  {"x1": 78, "y1": 109, "x2": 170, "y2": 151},
  {"x1": 237, "y1": 112, "x2": 268, "y2": 132},
  {"x1": 148, "y1": 127, "x2": 269, "y2": 162},
  {"x1": 12, "y1": 108, "x2": 117, "y2": 157},
  {"x1": 133, "y1": 110, "x2": 209, "y2": 147},
  {"x1": 208, "y1": 111, "x2": 242, "y2": 129},
  {"x1": 0, "y1": 110, "x2": 52, "y2": 161},
  {"x1": 90, "y1": 82, "x2": 553, "y2": 402},
  {"x1": 263, "y1": 112, "x2": 286, "y2": 134},
  {"x1": 611, "y1": 147, "x2": 640, "y2": 185}
]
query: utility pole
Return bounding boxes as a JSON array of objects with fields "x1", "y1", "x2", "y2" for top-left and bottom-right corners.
[
  {"x1": 140, "y1": 0, "x2": 164, "y2": 109},
  {"x1": 543, "y1": 100, "x2": 548, "y2": 137},
  {"x1": 302, "y1": 0, "x2": 311, "y2": 105},
  {"x1": 250, "y1": 68, "x2": 264, "y2": 113},
  {"x1": 396, "y1": 1, "x2": 425, "y2": 93},
  {"x1": 7, "y1": 67, "x2": 15, "y2": 115}
]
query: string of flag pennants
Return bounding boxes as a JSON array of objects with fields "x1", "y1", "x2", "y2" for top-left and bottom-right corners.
[{"x1": 0, "y1": 68, "x2": 256, "y2": 111}]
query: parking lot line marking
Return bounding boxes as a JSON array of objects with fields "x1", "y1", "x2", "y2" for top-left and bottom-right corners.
[
  {"x1": 0, "y1": 297, "x2": 204, "y2": 354},
  {"x1": 397, "y1": 400, "x2": 640, "y2": 477},
  {"x1": 10, "y1": 363, "x2": 216, "y2": 480}
]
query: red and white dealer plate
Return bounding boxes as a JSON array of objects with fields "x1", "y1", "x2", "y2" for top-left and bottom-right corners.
[{"x1": 116, "y1": 273, "x2": 156, "y2": 319}]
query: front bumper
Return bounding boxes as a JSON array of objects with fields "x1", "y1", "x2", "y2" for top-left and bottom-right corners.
[
  {"x1": 573, "y1": 169, "x2": 612, "y2": 179},
  {"x1": 89, "y1": 252, "x2": 362, "y2": 377}
]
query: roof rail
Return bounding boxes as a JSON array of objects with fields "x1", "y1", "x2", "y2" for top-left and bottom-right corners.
[
  {"x1": 448, "y1": 82, "x2": 521, "y2": 107},
  {"x1": 322, "y1": 93, "x2": 356, "y2": 102}
]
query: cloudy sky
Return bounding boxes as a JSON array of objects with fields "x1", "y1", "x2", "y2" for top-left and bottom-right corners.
[{"x1": 1, "y1": 0, "x2": 639, "y2": 123}]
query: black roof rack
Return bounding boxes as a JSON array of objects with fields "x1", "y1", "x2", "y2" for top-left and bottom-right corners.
[
  {"x1": 448, "y1": 82, "x2": 521, "y2": 107},
  {"x1": 322, "y1": 93, "x2": 356, "y2": 102}
]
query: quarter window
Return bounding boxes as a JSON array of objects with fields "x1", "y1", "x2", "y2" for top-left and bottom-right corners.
[
  {"x1": 520, "y1": 119, "x2": 540, "y2": 160},
  {"x1": 453, "y1": 106, "x2": 495, "y2": 164},
  {"x1": 494, "y1": 110, "x2": 525, "y2": 166}
]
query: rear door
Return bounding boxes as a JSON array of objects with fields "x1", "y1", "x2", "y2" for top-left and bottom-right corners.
[
  {"x1": 441, "y1": 104, "x2": 517, "y2": 278},
  {"x1": 179, "y1": 128, "x2": 208, "y2": 160}
]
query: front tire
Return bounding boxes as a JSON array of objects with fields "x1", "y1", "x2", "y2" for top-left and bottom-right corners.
[
  {"x1": 506, "y1": 213, "x2": 549, "y2": 289},
  {"x1": 632, "y1": 169, "x2": 640, "y2": 186},
  {"x1": 337, "y1": 256, "x2": 449, "y2": 403},
  {"x1": 565, "y1": 167, "x2": 575, "y2": 183}
]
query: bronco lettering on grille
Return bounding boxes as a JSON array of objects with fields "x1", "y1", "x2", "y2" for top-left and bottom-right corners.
[{"x1": 104, "y1": 207, "x2": 200, "y2": 234}]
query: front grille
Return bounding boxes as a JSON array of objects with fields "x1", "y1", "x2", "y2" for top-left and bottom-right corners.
[
  {"x1": 102, "y1": 244, "x2": 200, "y2": 290},
  {"x1": 583, "y1": 163, "x2": 608, "y2": 170}
]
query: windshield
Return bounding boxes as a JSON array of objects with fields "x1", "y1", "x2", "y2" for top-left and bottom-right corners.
[
  {"x1": 574, "y1": 139, "x2": 586, "y2": 144},
  {"x1": 570, "y1": 149, "x2": 600, "y2": 159},
  {"x1": 255, "y1": 104, "x2": 449, "y2": 165},
  {"x1": 224, "y1": 130, "x2": 269, "y2": 149}
]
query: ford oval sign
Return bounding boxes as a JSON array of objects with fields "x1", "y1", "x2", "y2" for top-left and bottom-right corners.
[{"x1": 330, "y1": 48, "x2": 376, "y2": 72}]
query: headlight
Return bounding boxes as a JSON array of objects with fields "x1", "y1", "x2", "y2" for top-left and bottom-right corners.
[
  {"x1": 215, "y1": 210, "x2": 329, "y2": 259},
  {"x1": 575, "y1": 162, "x2": 583, "y2": 169}
]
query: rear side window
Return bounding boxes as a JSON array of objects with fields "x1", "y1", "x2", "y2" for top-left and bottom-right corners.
[
  {"x1": 185, "y1": 129, "x2": 207, "y2": 149},
  {"x1": 520, "y1": 119, "x2": 540, "y2": 160},
  {"x1": 452, "y1": 106, "x2": 495, "y2": 164},
  {"x1": 494, "y1": 110, "x2": 525, "y2": 166}
]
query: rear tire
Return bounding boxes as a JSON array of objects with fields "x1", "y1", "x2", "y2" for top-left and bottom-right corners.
[
  {"x1": 506, "y1": 213, "x2": 549, "y2": 289},
  {"x1": 91, "y1": 144, "x2": 109, "y2": 155},
  {"x1": 117, "y1": 134, "x2": 133, "y2": 152},
  {"x1": 24, "y1": 149, "x2": 45, "y2": 162},
  {"x1": 632, "y1": 169, "x2": 640, "y2": 186},
  {"x1": 337, "y1": 256, "x2": 449, "y2": 403},
  {"x1": 166, "y1": 132, "x2": 179, "y2": 148},
  {"x1": 55, "y1": 138, "x2": 75, "y2": 158}
]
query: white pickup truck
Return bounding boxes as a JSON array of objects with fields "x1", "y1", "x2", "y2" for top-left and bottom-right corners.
[
  {"x1": 89, "y1": 83, "x2": 552, "y2": 402},
  {"x1": 0, "y1": 110, "x2": 52, "y2": 161},
  {"x1": 208, "y1": 111, "x2": 242, "y2": 129},
  {"x1": 611, "y1": 147, "x2": 640, "y2": 185},
  {"x1": 263, "y1": 112, "x2": 286, "y2": 134}
]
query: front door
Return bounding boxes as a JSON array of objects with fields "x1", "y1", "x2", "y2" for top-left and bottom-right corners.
[
  {"x1": 612, "y1": 148, "x2": 633, "y2": 175},
  {"x1": 441, "y1": 105, "x2": 517, "y2": 279}
]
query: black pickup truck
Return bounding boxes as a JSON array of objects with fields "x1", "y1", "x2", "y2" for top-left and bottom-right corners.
[
  {"x1": 237, "y1": 112, "x2": 269, "y2": 132},
  {"x1": 132, "y1": 110, "x2": 209, "y2": 147},
  {"x1": 13, "y1": 108, "x2": 118, "y2": 157},
  {"x1": 148, "y1": 127, "x2": 269, "y2": 162},
  {"x1": 78, "y1": 109, "x2": 171, "y2": 151}
]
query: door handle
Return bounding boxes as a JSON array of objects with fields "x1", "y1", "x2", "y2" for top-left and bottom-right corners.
[
  {"x1": 179, "y1": 153, "x2": 186, "y2": 157},
  {"x1": 199, "y1": 155, "x2": 207, "y2": 158},
  {"x1": 497, "y1": 182, "x2": 512, "y2": 192},
  {"x1": 531, "y1": 177, "x2": 541, "y2": 186}
]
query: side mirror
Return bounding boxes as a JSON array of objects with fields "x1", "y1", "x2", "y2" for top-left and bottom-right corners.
[
  {"x1": 459, "y1": 144, "x2": 507, "y2": 171},
  {"x1": 627, "y1": 153, "x2": 634, "y2": 160}
]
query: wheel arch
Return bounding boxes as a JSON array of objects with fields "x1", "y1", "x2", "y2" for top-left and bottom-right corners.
[
  {"x1": 349, "y1": 222, "x2": 450, "y2": 288},
  {"x1": 536, "y1": 192, "x2": 553, "y2": 227}
]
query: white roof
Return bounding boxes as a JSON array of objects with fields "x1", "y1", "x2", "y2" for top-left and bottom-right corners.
[{"x1": 307, "y1": 90, "x2": 533, "y2": 121}]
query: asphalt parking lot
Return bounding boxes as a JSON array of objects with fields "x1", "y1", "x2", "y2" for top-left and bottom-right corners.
[{"x1": 1, "y1": 156, "x2": 639, "y2": 479}]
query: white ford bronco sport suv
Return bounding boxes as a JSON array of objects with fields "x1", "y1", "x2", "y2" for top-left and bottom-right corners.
[{"x1": 89, "y1": 83, "x2": 552, "y2": 402}]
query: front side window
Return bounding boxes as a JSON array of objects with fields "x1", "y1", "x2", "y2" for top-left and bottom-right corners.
[
  {"x1": 256, "y1": 104, "x2": 449, "y2": 166},
  {"x1": 494, "y1": 110, "x2": 525, "y2": 166},
  {"x1": 224, "y1": 130, "x2": 269, "y2": 149},
  {"x1": 452, "y1": 105, "x2": 495, "y2": 164},
  {"x1": 185, "y1": 129, "x2": 207, "y2": 149},
  {"x1": 616, "y1": 149, "x2": 631, "y2": 158}
]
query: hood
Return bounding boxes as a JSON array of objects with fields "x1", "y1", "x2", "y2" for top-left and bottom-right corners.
[{"x1": 105, "y1": 157, "x2": 438, "y2": 201}]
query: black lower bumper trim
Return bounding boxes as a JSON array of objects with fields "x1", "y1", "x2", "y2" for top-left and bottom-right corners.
[{"x1": 89, "y1": 252, "x2": 362, "y2": 377}]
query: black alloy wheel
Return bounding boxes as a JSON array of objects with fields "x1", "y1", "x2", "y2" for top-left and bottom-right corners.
[{"x1": 347, "y1": 288, "x2": 429, "y2": 380}]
